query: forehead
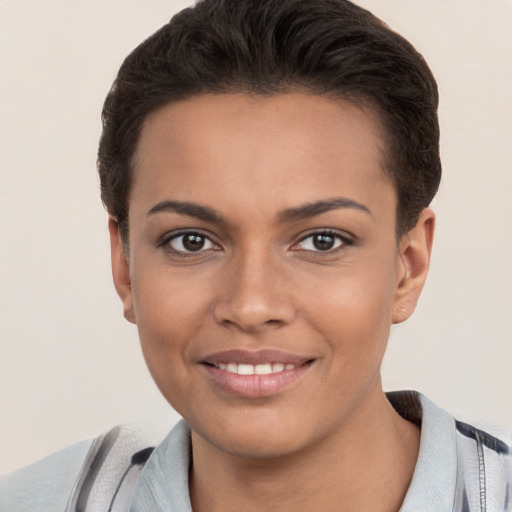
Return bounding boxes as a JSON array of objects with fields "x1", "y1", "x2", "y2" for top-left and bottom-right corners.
[{"x1": 131, "y1": 92, "x2": 394, "y2": 219}]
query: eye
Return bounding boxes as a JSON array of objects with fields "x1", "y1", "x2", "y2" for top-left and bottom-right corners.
[
  {"x1": 294, "y1": 231, "x2": 351, "y2": 252},
  {"x1": 164, "y1": 231, "x2": 218, "y2": 253}
]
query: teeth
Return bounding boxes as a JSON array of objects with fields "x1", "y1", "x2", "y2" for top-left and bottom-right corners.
[
  {"x1": 237, "y1": 364, "x2": 254, "y2": 375},
  {"x1": 214, "y1": 362, "x2": 296, "y2": 375},
  {"x1": 255, "y1": 363, "x2": 272, "y2": 375}
]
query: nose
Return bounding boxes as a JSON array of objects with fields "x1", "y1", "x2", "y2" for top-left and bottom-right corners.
[{"x1": 212, "y1": 249, "x2": 296, "y2": 333}]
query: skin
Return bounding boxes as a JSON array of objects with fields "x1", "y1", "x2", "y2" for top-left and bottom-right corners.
[{"x1": 110, "y1": 92, "x2": 435, "y2": 511}]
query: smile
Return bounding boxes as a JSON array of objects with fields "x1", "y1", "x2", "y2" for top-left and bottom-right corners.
[
  {"x1": 213, "y1": 362, "x2": 296, "y2": 375},
  {"x1": 200, "y1": 349, "x2": 315, "y2": 398}
]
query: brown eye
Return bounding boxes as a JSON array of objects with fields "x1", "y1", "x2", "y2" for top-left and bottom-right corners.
[
  {"x1": 182, "y1": 234, "x2": 206, "y2": 251},
  {"x1": 167, "y1": 232, "x2": 217, "y2": 253},
  {"x1": 295, "y1": 231, "x2": 350, "y2": 252},
  {"x1": 312, "y1": 234, "x2": 336, "y2": 251}
]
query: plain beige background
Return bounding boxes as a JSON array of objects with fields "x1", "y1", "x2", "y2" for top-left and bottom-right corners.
[{"x1": 1, "y1": 0, "x2": 511, "y2": 474}]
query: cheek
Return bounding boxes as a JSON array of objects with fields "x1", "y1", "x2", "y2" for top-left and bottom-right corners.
[
  {"x1": 299, "y1": 260, "x2": 397, "y2": 363},
  {"x1": 130, "y1": 267, "x2": 212, "y2": 391},
  {"x1": 132, "y1": 262, "x2": 212, "y2": 335}
]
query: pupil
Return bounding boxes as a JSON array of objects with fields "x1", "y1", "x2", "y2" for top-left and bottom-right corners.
[
  {"x1": 183, "y1": 234, "x2": 205, "y2": 251},
  {"x1": 313, "y1": 234, "x2": 334, "y2": 251}
]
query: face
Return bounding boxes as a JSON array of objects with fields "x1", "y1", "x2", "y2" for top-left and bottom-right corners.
[{"x1": 110, "y1": 92, "x2": 433, "y2": 459}]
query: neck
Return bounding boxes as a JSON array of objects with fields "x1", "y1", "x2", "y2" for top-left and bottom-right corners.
[{"x1": 189, "y1": 388, "x2": 420, "y2": 512}]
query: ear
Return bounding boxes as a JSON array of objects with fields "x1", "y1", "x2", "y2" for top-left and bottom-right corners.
[
  {"x1": 392, "y1": 208, "x2": 435, "y2": 324},
  {"x1": 108, "y1": 217, "x2": 136, "y2": 324}
]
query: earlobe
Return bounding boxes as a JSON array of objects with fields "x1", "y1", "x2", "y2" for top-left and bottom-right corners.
[
  {"x1": 108, "y1": 217, "x2": 136, "y2": 324},
  {"x1": 392, "y1": 208, "x2": 435, "y2": 324}
]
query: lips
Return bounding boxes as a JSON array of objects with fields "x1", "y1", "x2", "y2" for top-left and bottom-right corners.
[
  {"x1": 200, "y1": 349, "x2": 314, "y2": 398},
  {"x1": 202, "y1": 348, "x2": 310, "y2": 366}
]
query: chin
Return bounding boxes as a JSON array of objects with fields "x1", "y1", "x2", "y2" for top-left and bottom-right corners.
[
  {"x1": 208, "y1": 431, "x2": 306, "y2": 460},
  {"x1": 190, "y1": 408, "x2": 324, "y2": 460}
]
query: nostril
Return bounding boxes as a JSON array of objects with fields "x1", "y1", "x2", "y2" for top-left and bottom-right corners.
[{"x1": 212, "y1": 296, "x2": 295, "y2": 332}]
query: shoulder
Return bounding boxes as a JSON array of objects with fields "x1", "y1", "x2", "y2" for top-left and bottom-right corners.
[
  {"x1": 453, "y1": 419, "x2": 512, "y2": 510},
  {"x1": 0, "y1": 425, "x2": 162, "y2": 512},
  {"x1": 389, "y1": 390, "x2": 512, "y2": 511},
  {"x1": 0, "y1": 438, "x2": 95, "y2": 512}
]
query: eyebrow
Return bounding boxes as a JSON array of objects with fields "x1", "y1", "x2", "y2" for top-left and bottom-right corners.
[
  {"x1": 147, "y1": 196, "x2": 372, "y2": 223},
  {"x1": 147, "y1": 200, "x2": 224, "y2": 222},
  {"x1": 278, "y1": 197, "x2": 372, "y2": 223}
]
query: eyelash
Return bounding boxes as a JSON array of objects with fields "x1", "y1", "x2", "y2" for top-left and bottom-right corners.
[
  {"x1": 158, "y1": 229, "x2": 354, "y2": 256},
  {"x1": 158, "y1": 230, "x2": 220, "y2": 255},
  {"x1": 293, "y1": 230, "x2": 354, "y2": 253}
]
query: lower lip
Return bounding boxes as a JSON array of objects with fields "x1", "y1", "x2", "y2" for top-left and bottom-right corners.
[{"x1": 201, "y1": 362, "x2": 313, "y2": 398}]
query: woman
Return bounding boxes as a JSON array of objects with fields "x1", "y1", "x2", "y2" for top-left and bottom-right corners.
[{"x1": 1, "y1": 1, "x2": 510, "y2": 510}]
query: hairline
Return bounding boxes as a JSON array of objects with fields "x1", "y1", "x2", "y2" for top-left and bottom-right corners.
[{"x1": 119, "y1": 88, "x2": 403, "y2": 256}]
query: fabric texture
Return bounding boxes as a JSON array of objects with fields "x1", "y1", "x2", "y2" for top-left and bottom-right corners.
[
  {"x1": 0, "y1": 438, "x2": 94, "y2": 512},
  {"x1": 1, "y1": 391, "x2": 510, "y2": 511}
]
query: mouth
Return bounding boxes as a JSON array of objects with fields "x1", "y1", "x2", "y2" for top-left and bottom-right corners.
[
  {"x1": 206, "y1": 362, "x2": 298, "y2": 375},
  {"x1": 200, "y1": 349, "x2": 315, "y2": 398}
]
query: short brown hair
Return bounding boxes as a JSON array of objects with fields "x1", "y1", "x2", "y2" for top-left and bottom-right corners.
[{"x1": 98, "y1": 0, "x2": 441, "y2": 241}]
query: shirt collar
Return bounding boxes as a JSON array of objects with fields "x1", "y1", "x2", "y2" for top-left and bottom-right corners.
[
  {"x1": 389, "y1": 391, "x2": 457, "y2": 511},
  {"x1": 130, "y1": 420, "x2": 192, "y2": 512},
  {"x1": 131, "y1": 391, "x2": 457, "y2": 512}
]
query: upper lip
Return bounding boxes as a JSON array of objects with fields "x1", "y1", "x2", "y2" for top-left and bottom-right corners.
[{"x1": 201, "y1": 349, "x2": 313, "y2": 366}]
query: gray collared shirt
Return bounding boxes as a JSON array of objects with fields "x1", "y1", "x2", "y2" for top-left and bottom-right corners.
[
  {"x1": 1, "y1": 391, "x2": 510, "y2": 511},
  {"x1": 129, "y1": 392, "x2": 511, "y2": 511}
]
